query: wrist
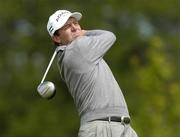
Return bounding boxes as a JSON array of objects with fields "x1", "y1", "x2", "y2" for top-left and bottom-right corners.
[{"x1": 81, "y1": 30, "x2": 87, "y2": 36}]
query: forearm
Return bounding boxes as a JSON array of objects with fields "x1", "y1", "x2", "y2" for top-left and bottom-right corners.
[{"x1": 83, "y1": 30, "x2": 109, "y2": 36}]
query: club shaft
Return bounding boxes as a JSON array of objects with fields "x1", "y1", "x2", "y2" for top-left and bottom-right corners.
[{"x1": 40, "y1": 50, "x2": 57, "y2": 84}]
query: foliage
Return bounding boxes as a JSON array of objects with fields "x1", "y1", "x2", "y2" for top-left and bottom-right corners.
[{"x1": 0, "y1": 0, "x2": 179, "y2": 137}]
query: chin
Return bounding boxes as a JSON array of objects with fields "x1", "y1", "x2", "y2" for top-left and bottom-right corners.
[{"x1": 71, "y1": 36, "x2": 78, "y2": 41}]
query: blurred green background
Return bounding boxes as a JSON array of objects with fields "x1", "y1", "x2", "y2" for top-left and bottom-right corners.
[{"x1": 0, "y1": 0, "x2": 179, "y2": 137}]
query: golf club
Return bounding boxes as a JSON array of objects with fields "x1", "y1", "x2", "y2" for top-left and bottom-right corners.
[{"x1": 37, "y1": 49, "x2": 57, "y2": 99}]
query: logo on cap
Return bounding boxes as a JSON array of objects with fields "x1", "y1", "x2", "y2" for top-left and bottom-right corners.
[
  {"x1": 56, "y1": 11, "x2": 69, "y2": 22},
  {"x1": 48, "y1": 25, "x2": 54, "y2": 33}
]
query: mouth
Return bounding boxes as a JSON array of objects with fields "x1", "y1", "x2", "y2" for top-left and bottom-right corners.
[{"x1": 72, "y1": 30, "x2": 81, "y2": 38}]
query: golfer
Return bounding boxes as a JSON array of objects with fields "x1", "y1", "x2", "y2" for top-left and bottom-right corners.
[{"x1": 47, "y1": 10, "x2": 138, "y2": 137}]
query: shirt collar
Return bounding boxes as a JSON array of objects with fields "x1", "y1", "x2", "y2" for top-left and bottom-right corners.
[{"x1": 55, "y1": 45, "x2": 67, "y2": 53}]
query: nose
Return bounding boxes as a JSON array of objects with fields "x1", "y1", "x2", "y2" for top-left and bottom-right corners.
[{"x1": 70, "y1": 23, "x2": 76, "y2": 31}]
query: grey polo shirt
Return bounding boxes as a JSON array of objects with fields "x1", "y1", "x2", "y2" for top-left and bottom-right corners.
[{"x1": 56, "y1": 30, "x2": 129, "y2": 125}]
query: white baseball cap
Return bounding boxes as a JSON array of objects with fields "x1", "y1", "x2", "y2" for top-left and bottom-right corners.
[{"x1": 47, "y1": 10, "x2": 82, "y2": 37}]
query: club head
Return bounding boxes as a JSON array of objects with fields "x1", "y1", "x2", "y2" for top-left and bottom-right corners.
[{"x1": 37, "y1": 81, "x2": 56, "y2": 99}]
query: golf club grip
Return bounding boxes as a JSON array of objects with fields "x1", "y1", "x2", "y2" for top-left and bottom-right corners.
[{"x1": 40, "y1": 50, "x2": 57, "y2": 84}]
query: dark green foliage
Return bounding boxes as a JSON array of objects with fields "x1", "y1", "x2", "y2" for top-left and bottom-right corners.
[{"x1": 0, "y1": 0, "x2": 179, "y2": 136}]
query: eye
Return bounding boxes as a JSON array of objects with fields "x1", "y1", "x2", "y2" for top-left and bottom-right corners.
[
  {"x1": 62, "y1": 24, "x2": 71, "y2": 30},
  {"x1": 73, "y1": 21, "x2": 78, "y2": 25}
]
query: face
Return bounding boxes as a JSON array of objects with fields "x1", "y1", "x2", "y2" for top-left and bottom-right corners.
[{"x1": 52, "y1": 17, "x2": 82, "y2": 45}]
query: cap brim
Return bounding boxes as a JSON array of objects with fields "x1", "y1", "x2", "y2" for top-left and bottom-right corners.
[{"x1": 70, "y1": 12, "x2": 82, "y2": 21}]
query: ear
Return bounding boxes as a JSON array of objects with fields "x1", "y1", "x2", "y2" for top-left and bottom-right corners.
[{"x1": 52, "y1": 35, "x2": 61, "y2": 44}]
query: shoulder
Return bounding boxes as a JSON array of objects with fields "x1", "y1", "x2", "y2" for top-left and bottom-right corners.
[{"x1": 72, "y1": 36, "x2": 91, "y2": 47}]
